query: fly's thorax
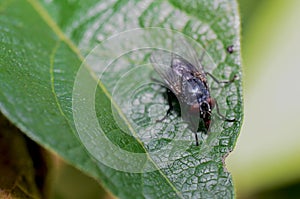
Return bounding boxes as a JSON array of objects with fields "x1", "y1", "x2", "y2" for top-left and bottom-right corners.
[{"x1": 194, "y1": 71, "x2": 207, "y2": 83}]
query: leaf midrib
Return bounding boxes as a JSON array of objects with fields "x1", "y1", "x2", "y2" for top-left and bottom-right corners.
[{"x1": 26, "y1": 0, "x2": 183, "y2": 197}]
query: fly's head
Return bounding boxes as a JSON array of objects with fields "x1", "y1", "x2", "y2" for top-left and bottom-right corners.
[
  {"x1": 200, "y1": 101, "x2": 211, "y2": 117},
  {"x1": 190, "y1": 97, "x2": 216, "y2": 131},
  {"x1": 202, "y1": 98, "x2": 216, "y2": 130}
]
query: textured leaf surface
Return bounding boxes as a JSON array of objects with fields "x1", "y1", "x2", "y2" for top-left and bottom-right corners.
[{"x1": 0, "y1": 0, "x2": 242, "y2": 198}]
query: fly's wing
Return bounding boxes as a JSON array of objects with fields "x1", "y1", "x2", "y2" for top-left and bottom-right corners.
[
  {"x1": 171, "y1": 53, "x2": 198, "y2": 75},
  {"x1": 150, "y1": 50, "x2": 182, "y2": 95},
  {"x1": 172, "y1": 37, "x2": 206, "y2": 73}
]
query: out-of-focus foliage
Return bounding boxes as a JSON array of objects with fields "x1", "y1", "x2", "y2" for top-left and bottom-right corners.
[{"x1": 228, "y1": 0, "x2": 300, "y2": 198}]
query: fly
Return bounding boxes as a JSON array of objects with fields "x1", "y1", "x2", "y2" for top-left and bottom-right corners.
[{"x1": 150, "y1": 39, "x2": 236, "y2": 146}]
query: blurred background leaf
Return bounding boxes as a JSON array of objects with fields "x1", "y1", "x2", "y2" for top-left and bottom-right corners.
[
  {"x1": 0, "y1": 113, "x2": 42, "y2": 199},
  {"x1": 228, "y1": 0, "x2": 300, "y2": 198}
]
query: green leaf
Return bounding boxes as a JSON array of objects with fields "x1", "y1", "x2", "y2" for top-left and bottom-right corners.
[{"x1": 0, "y1": 0, "x2": 243, "y2": 198}]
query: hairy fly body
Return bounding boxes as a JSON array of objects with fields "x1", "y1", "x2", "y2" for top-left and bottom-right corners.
[{"x1": 150, "y1": 39, "x2": 235, "y2": 146}]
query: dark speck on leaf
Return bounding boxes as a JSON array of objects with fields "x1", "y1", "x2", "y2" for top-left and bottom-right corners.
[{"x1": 226, "y1": 45, "x2": 234, "y2": 54}]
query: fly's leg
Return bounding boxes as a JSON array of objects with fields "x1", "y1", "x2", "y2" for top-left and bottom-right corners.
[
  {"x1": 156, "y1": 89, "x2": 174, "y2": 122},
  {"x1": 198, "y1": 45, "x2": 237, "y2": 85},
  {"x1": 194, "y1": 133, "x2": 199, "y2": 146},
  {"x1": 213, "y1": 99, "x2": 236, "y2": 122},
  {"x1": 205, "y1": 72, "x2": 237, "y2": 122},
  {"x1": 205, "y1": 72, "x2": 237, "y2": 85}
]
